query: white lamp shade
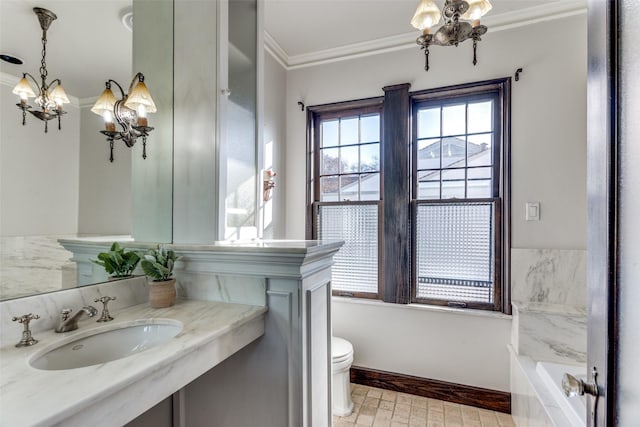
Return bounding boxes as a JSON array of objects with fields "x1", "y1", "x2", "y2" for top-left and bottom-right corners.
[
  {"x1": 461, "y1": 0, "x2": 492, "y2": 20},
  {"x1": 12, "y1": 77, "x2": 36, "y2": 98},
  {"x1": 411, "y1": 0, "x2": 442, "y2": 31},
  {"x1": 91, "y1": 87, "x2": 117, "y2": 116},
  {"x1": 49, "y1": 84, "x2": 70, "y2": 104},
  {"x1": 124, "y1": 81, "x2": 157, "y2": 113}
]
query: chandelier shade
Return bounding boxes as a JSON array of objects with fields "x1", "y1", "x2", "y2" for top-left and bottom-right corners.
[
  {"x1": 49, "y1": 84, "x2": 70, "y2": 106},
  {"x1": 411, "y1": 0, "x2": 442, "y2": 32},
  {"x1": 461, "y1": 0, "x2": 492, "y2": 21},
  {"x1": 12, "y1": 76, "x2": 36, "y2": 99},
  {"x1": 124, "y1": 80, "x2": 157, "y2": 114},
  {"x1": 90, "y1": 87, "x2": 118, "y2": 116}
]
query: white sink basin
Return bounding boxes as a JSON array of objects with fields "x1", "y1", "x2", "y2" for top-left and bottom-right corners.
[{"x1": 29, "y1": 320, "x2": 183, "y2": 370}]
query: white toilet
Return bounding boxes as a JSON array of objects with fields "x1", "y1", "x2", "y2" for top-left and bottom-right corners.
[{"x1": 331, "y1": 336, "x2": 354, "y2": 417}]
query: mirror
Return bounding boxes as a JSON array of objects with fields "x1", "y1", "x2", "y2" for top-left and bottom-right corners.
[{"x1": 0, "y1": 0, "x2": 173, "y2": 300}]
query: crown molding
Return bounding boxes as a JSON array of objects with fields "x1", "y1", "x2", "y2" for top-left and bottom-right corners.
[
  {"x1": 272, "y1": 1, "x2": 586, "y2": 70},
  {"x1": 0, "y1": 71, "x2": 81, "y2": 108},
  {"x1": 264, "y1": 30, "x2": 289, "y2": 70}
]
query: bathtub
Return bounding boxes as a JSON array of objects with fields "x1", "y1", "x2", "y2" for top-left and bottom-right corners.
[{"x1": 535, "y1": 361, "x2": 586, "y2": 427}]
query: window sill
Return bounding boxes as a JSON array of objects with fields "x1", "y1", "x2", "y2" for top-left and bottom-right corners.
[{"x1": 331, "y1": 296, "x2": 512, "y2": 320}]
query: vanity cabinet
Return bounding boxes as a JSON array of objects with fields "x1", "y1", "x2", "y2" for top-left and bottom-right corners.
[{"x1": 60, "y1": 240, "x2": 343, "y2": 427}]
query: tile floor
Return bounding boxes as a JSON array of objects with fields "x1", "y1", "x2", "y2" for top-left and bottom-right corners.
[{"x1": 333, "y1": 384, "x2": 516, "y2": 427}]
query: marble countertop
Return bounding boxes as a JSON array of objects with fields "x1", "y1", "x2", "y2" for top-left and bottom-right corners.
[{"x1": 0, "y1": 299, "x2": 267, "y2": 426}]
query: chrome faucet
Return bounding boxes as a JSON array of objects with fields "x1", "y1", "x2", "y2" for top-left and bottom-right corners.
[{"x1": 55, "y1": 306, "x2": 98, "y2": 333}]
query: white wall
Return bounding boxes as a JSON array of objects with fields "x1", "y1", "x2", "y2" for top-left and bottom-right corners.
[
  {"x1": 77, "y1": 106, "x2": 131, "y2": 235},
  {"x1": 262, "y1": 52, "x2": 287, "y2": 239},
  {"x1": 0, "y1": 83, "x2": 80, "y2": 236},
  {"x1": 280, "y1": 14, "x2": 587, "y2": 392}
]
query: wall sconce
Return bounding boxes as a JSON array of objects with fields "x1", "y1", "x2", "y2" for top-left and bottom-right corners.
[
  {"x1": 263, "y1": 169, "x2": 277, "y2": 202},
  {"x1": 411, "y1": 0, "x2": 491, "y2": 71},
  {"x1": 12, "y1": 8, "x2": 70, "y2": 133},
  {"x1": 91, "y1": 72, "x2": 156, "y2": 162}
]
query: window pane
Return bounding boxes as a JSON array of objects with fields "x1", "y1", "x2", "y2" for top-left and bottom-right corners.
[
  {"x1": 360, "y1": 143, "x2": 380, "y2": 172},
  {"x1": 418, "y1": 108, "x2": 440, "y2": 139},
  {"x1": 340, "y1": 174, "x2": 359, "y2": 201},
  {"x1": 467, "y1": 101, "x2": 493, "y2": 134},
  {"x1": 442, "y1": 104, "x2": 466, "y2": 136},
  {"x1": 320, "y1": 148, "x2": 339, "y2": 175},
  {"x1": 340, "y1": 146, "x2": 359, "y2": 174},
  {"x1": 467, "y1": 167, "x2": 493, "y2": 198},
  {"x1": 442, "y1": 179, "x2": 465, "y2": 199},
  {"x1": 467, "y1": 134, "x2": 493, "y2": 167},
  {"x1": 418, "y1": 171, "x2": 440, "y2": 199},
  {"x1": 442, "y1": 137, "x2": 466, "y2": 168},
  {"x1": 360, "y1": 173, "x2": 380, "y2": 200},
  {"x1": 320, "y1": 176, "x2": 339, "y2": 201},
  {"x1": 415, "y1": 202, "x2": 494, "y2": 303},
  {"x1": 322, "y1": 120, "x2": 339, "y2": 147},
  {"x1": 340, "y1": 117, "x2": 359, "y2": 145},
  {"x1": 318, "y1": 204, "x2": 378, "y2": 294},
  {"x1": 417, "y1": 138, "x2": 441, "y2": 170},
  {"x1": 361, "y1": 114, "x2": 380, "y2": 143}
]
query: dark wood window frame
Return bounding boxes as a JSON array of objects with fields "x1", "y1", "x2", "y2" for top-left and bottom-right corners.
[
  {"x1": 306, "y1": 79, "x2": 511, "y2": 313},
  {"x1": 307, "y1": 97, "x2": 385, "y2": 299}
]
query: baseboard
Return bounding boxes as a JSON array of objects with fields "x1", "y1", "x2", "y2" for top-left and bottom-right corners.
[{"x1": 350, "y1": 366, "x2": 511, "y2": 414}]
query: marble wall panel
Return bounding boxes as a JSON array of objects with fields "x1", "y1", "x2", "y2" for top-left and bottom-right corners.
[
  {"x1": 511, "y1": 249, "x2": 586, "y2": 310},
  {"x1": 1, "y1": 235, "x2": 78, "y2": 300}
]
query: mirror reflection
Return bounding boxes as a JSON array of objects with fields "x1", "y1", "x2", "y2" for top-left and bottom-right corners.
[{"x1": 0, "y1": 0, "x2": 173, "y2": 300}]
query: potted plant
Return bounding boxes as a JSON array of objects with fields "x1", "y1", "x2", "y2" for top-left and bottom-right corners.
[
  {"x1": 91, "y1": 242, "x2": 140, "y2": 280},
  {"x1": 141, "y1": 245, "x2": 180, "y2": 308}
]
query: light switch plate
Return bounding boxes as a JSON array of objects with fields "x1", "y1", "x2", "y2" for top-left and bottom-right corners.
[{"x1": 526, "y1": 202, "x2": 540, "y2": 221}]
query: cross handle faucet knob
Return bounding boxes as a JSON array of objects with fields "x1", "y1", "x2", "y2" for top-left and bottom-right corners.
[
  {"x1": 94, "y1": 296, "x2": 116, "y2": 322},
  {"x1": 11, "y1": 313, "x2": 40, "y2": 347}
]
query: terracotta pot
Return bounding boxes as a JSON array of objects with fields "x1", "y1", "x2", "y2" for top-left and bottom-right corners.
[{"x1": 148, "y1": 278, "x2": 176, "y2": 308}]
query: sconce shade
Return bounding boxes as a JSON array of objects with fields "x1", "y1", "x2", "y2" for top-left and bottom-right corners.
[
  {"x1": 49, "y1": 84, "x2": 70, "y2": 104},
  {"x1": 411, "y1": 0, "x2": 442, "y2": 31},
  {"x1": 91, "y1": 87, "x2": 118, "y2": 116},
  {"x1": 12, "y1": 77, "x2": 36, "y2": 98},
  {"x1": 461, "y1": 0, "x2": 492, "y2": 20},
  {"x1": 124, "y1": 81, "x2": 157, "y2": 113}
]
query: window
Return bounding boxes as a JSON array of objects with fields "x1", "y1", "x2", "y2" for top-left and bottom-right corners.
[
  {"x1": 309, "y1": 102, "x2": 383, "y2": 298},
  {"x1": 412, "y1": 89, "x2": 506, "y2": 310},
  {"x1": 308, "y1": 80, "x2": 510, "y2": 312}
]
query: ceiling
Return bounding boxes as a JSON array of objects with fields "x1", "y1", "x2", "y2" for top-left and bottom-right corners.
[{"x1": 0, "y1": 0, "x2": 586, "y2": 99}]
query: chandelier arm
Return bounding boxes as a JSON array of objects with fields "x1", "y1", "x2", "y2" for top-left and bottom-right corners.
[
  {"x1": 127, "y1": 72, "x2": 145, "y2": 95},
  {"x1": 44, "y1": 78, "x2": 62, "y2": 93},
  {"x1": 107, "y1": 79, "x2": 127, "y2": 99}
]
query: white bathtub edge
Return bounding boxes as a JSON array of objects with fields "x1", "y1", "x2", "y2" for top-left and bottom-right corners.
[
  {"x1": 509, "y1": 346, "x2": 578, "y2": 427},
  {"x1": 535, "y1": 361, "x2": 587, "y2": 427}
]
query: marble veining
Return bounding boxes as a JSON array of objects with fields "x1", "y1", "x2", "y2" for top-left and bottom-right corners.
[
  {"x1": 0, "y1": 235, "x2": 78, "y2": 300},
  {"x1": 511, "y1": 248, "x2": 586, "y2": 310},
  {"x1": 0, "y1": 297, "x2": 266, "y2": 426},
  {"x1": 176, "y1": 273, "x2": 266, "y2": 306},
  {"x1": 514, "y1": 304, "x2": 587, "y2": 364}
]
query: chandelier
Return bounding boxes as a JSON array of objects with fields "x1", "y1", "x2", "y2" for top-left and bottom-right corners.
[
  {"x1": 90, "y1": 73, "x2": 156, "y2": 162},
  {"x1": 411, "y1": 0, "x2": 492, "y2": 71},
  {"x1": 12, "y1": 8, "x2": 70, "y2": 132}
]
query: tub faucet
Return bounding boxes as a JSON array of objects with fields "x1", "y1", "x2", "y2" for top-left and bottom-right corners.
[{"x1": 55, "y1": 306, "x2": 98, "y2": 333}]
